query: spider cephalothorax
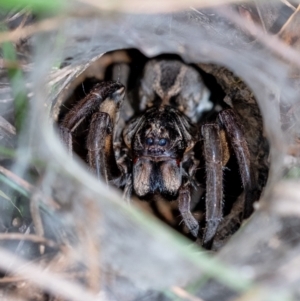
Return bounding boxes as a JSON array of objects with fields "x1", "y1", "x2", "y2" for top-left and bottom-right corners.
[
  {"x1": 124, "y1": 106, "x2": 197, "y2": 198},
  {"x1": 59, "y1": 55, "x2": 255, "y2": 248}
]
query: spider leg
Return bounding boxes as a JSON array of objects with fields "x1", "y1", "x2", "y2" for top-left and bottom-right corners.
[
  {"x1": 178, "y1": 185, "x2": 199, "y2": 237},
  {"x1": 201, "y1": 124, "x2": 224, "y2": 249},
  {"x1": 218, "y1": 109, "x2": 255, "y2": 218},
  {"x1": 86, "y1": 84, "x2": 126, "y2": 183},
  {"x1": 86, "y1": 112, "x2": 116, "y2": 181},
  {"x1": 59, "y1": 81, "x2": 124, "y2": 153}
]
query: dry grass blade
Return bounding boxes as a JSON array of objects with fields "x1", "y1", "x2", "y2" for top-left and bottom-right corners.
[
  {"x1": 0, "y1": 233, "x2": 57, "y2": 248},
  {"x1": 0, "y1": 248, "x2": 98, "y2": 301},
  {"x1": 0, "y1": 116, "x2": 16, "y2": 136},
  {"x1": 30, "y1": 192, "x2": 45, "y2": 254},
  {"x1": 0, "y1": 271, "x2": 88, "y2": 284},
  {"x1": 0, "y1": 165, "x2": 34, "y2": 192},
  {"x1": 0, "y1": 166, "x2": 59, "y2": 254},
  {"x1": 0, "y1": 0, "x2": 258, "y2": 46},
  {"x1": 0, "y1": 294, "x2": 27, "y2": 301},
  {"x1": 0, "y1": 165, "x2": 60, "y2": 209},
  {"x1": 278, "y1": 5, "x2": 300, "y2": 48},
  {"x1": 0, "y1": 59, "x2": 23, "y2": 69},
  {"x1": 171, "y1": 286, "x2": 205, "y2": 301},
  {"x1": 216, "y1": 6, "x2": 300, "y2": 68},
  {"x1": 78, "y1": 0, "x2": 260, "y2": 13},
  {"x1": 281, "y1": 0, "x2": 297, "y2": 10},
  {"x1": 0, "y1": 17, "x2": 63, "y2": 44}
]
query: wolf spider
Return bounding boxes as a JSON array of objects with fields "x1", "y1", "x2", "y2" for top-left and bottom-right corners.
[{"x1": 59, "y1": 56, "x2": 255, "y2": 249}]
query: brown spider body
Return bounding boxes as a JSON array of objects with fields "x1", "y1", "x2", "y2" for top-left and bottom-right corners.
[{"x1": 59, "y1": 55, "x2": 255, "y2": 249}]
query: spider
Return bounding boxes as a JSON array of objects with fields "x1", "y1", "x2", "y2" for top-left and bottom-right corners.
[{"x1": 59, "y1": 55, "x2": 255, "y2": 249}]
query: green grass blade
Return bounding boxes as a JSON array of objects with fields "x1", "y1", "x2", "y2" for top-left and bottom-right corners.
[{"x1": 0, "y1": 0, "x2": 65, "y2": 14}]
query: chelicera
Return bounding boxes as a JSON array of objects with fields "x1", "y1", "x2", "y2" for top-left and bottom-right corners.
[{"x1": 58, "y1": 50, "x2": 256, "y2": 249}]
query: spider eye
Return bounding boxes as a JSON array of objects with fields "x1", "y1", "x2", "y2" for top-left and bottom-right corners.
[
  {"x1": 146, "y1": 137, "x2": 154, "y2": 145},
  {"x1": 158, "y1": 138, "x2": 167, "y2": 146}
]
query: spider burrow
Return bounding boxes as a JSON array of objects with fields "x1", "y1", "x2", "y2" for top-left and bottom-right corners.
[{"x1": 59, "y1": 53, "x2": 256, "y2": 249}]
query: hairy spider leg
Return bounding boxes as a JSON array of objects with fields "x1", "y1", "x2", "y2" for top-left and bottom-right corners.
[
  {"x1": 86, "y1": 86, "x2": 125, "y2": 182},
  {"x1": 201, "y1": 124, "x2": 224, "y2": 249},
  {"x1": 218, "y1": 109, "x2": 255, "y2": 219},
  {"x1": 60, "y1": 81, "x2": 126, "y2": 183},
  {"x1": 178, "y1": 185, "x2": 199, "y2": 237},
  {"x1": 201, "y1": 108, "x2": 254, "y2": 249}
]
